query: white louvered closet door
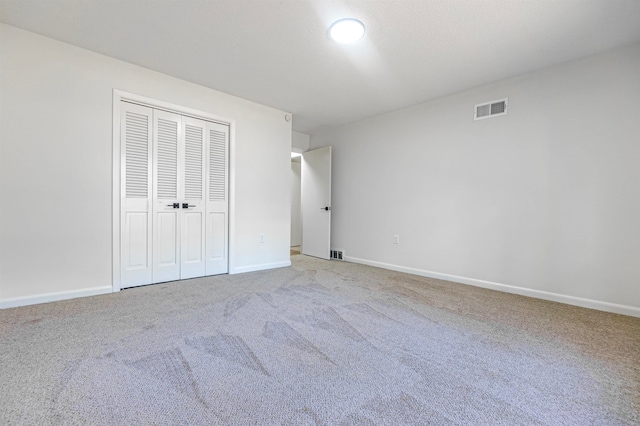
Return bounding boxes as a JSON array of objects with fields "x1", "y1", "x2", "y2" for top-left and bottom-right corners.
[
  {"x1": 121, "y1": 101, "x2": 229, "y2": 288},
  {"x1": 121, "y1": 103, "x2": 153, "y2": 287},
  {"x1": 181, "y1": 117, "x2": 207, "y2": 279},
  {"x1": 152, "y1": 109, "x2": 182, "y2": 283},
  {"x1": 206, "y1": 122, "x2": 229, "y2": 275}
]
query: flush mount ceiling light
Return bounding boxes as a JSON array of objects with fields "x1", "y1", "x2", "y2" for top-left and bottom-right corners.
[{"x1": 329, "y1": 18, "x2": 365, "y2": 43}]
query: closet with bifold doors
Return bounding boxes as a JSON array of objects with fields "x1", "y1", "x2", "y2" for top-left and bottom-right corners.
[{"x1": 120, "y1": 101, "x2": 229, "y2": 289}]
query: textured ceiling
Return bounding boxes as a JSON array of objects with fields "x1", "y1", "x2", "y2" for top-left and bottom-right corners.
[{"x1": 2, "y1": 0, "x2": 640, "y2": 134}]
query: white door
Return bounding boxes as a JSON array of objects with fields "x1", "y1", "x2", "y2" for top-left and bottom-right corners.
[
  {"x1": 152, "y1": 110, "x2": 182, "y2": 283},
  {"x1": 301, "y1": 146, "x2": 332, "y2": 259},
  {"x1": 205, "y1": 122, "x2": 229, "y2": 275},
  {"x1": 120, "y1": 101, "x2": 228, "y2": 288},
  {"x1": 153, "y1": 114, "x2": 211, "y2": 282},
  {"x1": 181, "y1": 117, "x2": 208, "y2": 279},
  {"x1": 120, "y1": 103, "x2": 153, "y2": 287}
]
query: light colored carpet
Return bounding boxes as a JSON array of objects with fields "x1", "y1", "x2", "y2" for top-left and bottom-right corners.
[{"x1": 1, "y1": 255, "x2": 638, "y2": 425}]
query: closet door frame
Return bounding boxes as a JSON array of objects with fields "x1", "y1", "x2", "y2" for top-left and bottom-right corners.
[{"x1": 112, "y1": 90, "x2": 235, "y2": 292}]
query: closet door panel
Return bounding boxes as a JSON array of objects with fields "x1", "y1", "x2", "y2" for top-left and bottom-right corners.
[
  {"x1": 120, "y1": 102, "x2": 153, "y2": 288},
  {"x1": 206, "y1": 212, "x2": 226, "y2": 262},
  {"x1": 181, "y1": 117, "x2": 207, "y2": 279},
  {"x1": 206, "y1": 122, "x2": 229, "y2": 275},
  {"x1": 152, "y1": 110, "x2": 182, "y2": 283},
  {"x1": 184, "y1": 212, "x2": 204, "y2": 260},
  {"x1": 157, "y1": 212, "x2": 179, "y2": 265}
]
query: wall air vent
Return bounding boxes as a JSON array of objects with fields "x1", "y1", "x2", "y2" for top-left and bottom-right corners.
[
  {"x1": 475, "y1": 98, "x2": 508, "y2": 121},
  {"x1": 330, "y1": 249, "x2": 344, "y2": 261}
]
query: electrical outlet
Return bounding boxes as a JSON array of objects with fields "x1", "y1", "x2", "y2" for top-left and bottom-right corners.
[
  {"x1": 393, "y1": 234, "x2": 400, "y2": 244},
  {"x1": 259, "y1": 234, "x2": 265, "y2": 243}
]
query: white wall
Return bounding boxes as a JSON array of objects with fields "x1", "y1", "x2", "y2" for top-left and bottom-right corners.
[
  {"x1": 290, "y1": 131, "x2": 308, "y2": 247},
  {"x1": 292, "y1": 131, "x2": 310, "y2": 153},
  {"x1": 0, "y1": 24, "x2": 292, "y2": 305},
  {"x1": 311, "y1": 43, "x2": 640, "y2": 315},
  {"x1": 290, "y1": 161, "x2": 302, "y2": 246}
]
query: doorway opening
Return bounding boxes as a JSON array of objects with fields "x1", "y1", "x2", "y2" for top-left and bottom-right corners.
[
  {"x1": 290, "y1": 152, "x2": 302, "y2": 256},
  {"x1": 290, "y1": 147, "x2": 332, "y2": 260}
]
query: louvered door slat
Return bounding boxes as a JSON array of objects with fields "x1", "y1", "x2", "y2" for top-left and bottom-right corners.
[
  {"x1": 125, "y1": 111, "x2": 150, "y2": 198},
  {"x1": 156, "y1": 118, "x2": 178, "y2": 200},
  {"x1": 209, "y1": 129, "x2": 227, "y2": 202},
  {"x1": 184, "y1": 124, "x2": 203, "y2": 200}
]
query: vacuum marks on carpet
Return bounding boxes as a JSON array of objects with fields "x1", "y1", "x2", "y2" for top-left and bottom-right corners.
[
  {"x1": 283, "y1": 407, "x2": 326, "y2": 426},
  {"x1": 296, "y1": 307, "x2": 368, "y2": 343},
  {"x1": 223, "y1": 294, "x2": 252, "y2": 319},
  {"x1": 263, "y1": 321, "x2": 335, "y2": 365},
  {"x1": 343, "y1": 302, "x2": 404, "y2": 325},
  {"x1": 348, "y1": 392, "x2": 455, "y2": 426},
  {"x1": 186, "y1": 333, "x2": 270, "y2": 376},
  {"x1": 255, "y1": 292, "x2": 278, "y2": 308},
  {"x1": 125, "y1": 348, "x2": 203, "y2": 403},
  {"x1": 51, "y1": 354, "x2": 222, "y2": 424}
]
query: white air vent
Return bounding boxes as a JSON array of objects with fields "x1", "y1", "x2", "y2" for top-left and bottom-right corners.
[
  {"x1": 475, "y1": 98, "x2": 508, "y2": 121},
  {"x1": 330, "y1": 249, "x2": 344, "y2": 261}
]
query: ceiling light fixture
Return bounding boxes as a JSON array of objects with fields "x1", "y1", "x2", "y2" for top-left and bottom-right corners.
[{"x1": 330, "y1": 18, "x2": 365, "y2": 44}]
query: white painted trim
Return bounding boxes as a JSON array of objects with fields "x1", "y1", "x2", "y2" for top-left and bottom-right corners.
[
  {"x1": 230, "y1": 261, "x2": 291, "y2": 275},
  {"x1": 228, "y1": 123, "x2": 236, "y2": 274},
  {"x1": 344, "y1": 256, "x2": 640, "y2": 318},
  {"x1": 112, "y1": 89, "x2": 235, "y2": 293},
  {"x1": 0, "y1": 286, "x2": 112, "y2": 309},
  {"x1": 115, "y1": 90, "x2": 234, "y2": 125},
  {"x1": 112, "y1": 92, "x2": 122, "y2": 292}
]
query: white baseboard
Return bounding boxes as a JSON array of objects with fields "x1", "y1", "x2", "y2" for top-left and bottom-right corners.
[
  {"x1": 344, "y1": 256, "x2": 640, "y2": 318},
  {"x1": 0, "y1": 286, "x2": 113, "y2": 309},
  {"x1": 230, "y1": 260, "x2": 291, "y2": 275}
]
